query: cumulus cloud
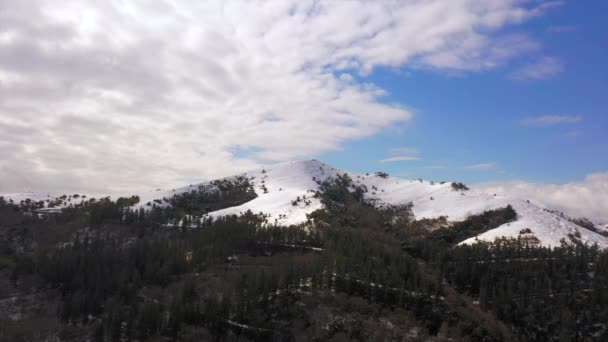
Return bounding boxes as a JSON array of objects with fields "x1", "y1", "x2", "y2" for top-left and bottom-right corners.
[
  {"x1": 510, "y1": 56, "x2": 564, "y2": 80},
  {"x1": 465, "y1": 163, "x2": 496, "y2": 170},
  {"x1": 0, "y1": 0, "x2": 558, "y2": 192},
  {"x1": 474, "y1": 172, "x2": 608, "y2": 223},
  {"x1": 521, "y1": 115, "x2": 583, "y2": 126}
]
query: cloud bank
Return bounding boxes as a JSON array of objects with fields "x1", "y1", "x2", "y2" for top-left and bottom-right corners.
[
  {"x1": 0, "y1": 0, "x2": 559, "y2": 192},
  {"x1": 475, "y1": 172, "x2": 608, "y2": 223}
]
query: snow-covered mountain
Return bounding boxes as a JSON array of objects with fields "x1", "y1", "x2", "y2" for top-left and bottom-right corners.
[{"x1": 3, "y1": 160, "x2": 608, "y2": 249}]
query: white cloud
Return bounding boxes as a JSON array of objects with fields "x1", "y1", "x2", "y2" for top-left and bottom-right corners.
[
  {"x1": 465, "y1": 163, "x2": 496, "y2": 170},
  {"x1": 510, "y1": 56, "x2": 564, "y2": 80},
  {"x1": 474, "y1": 172, "x2": 608, "y2": 223},
  {"x1": 0, "y1": 0, "x2": 557, "y2": 192},
  {"x1": 521, "y1": 115, "x2": 583, "y2": 126},
  {"x1": 380, "y1": 156, "x2": 420, "y2": 163},
  {"x1": 381, "y1": 146, "x2": 420, "y2": 162}
]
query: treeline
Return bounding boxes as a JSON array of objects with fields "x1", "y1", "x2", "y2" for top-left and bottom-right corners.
[
  {"x1": 1, "y1": 175, "x2": 257, "y2": 229},
  {"x1": 401, "y1": 205, "x2": 517, "y2": 261},
  {"x1": 442, "y1": 239, "x2": 608, "y2": 340},
  {"x1": 10, "y1": 212, "x2": 321, "y2": 340},
  {"x1": 167, "y1": 176, "x2": 257, "y2": 216}
]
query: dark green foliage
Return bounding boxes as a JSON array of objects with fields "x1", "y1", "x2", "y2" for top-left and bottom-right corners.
[
  {"x1": 308, "y1": 173, "x2": 380, "y2": 229},
  {"x1": 451, "y1": 182, "x2": 470, "y2": 191},
  {"x1": 9, "y1": 211, "x2": 321, "y2": 339},
  {"x1": 168, "y1": 176, "x2": 257, "y2": 216},
  {"x1": 401, "y1": 205, "x2": 516, "y2": 261},
  {"x1": 429, "y1": 205, "x2": 516, "y2": 245},
  {"x1": 443, "y1": 239, "x2": 608, "y2": 341},
  {"x1": 375, "y1": 171, "x2": 389, "y2": 178}
]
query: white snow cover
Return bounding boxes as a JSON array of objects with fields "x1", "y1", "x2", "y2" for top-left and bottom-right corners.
[
  {"x1": 3, "y1": 160, "x2": 608, "y2": 248},
  {"x1": 0, "y1": 192, "x2": 91, "y2": 213},
  {"x1": 205, "y1": 161, "x2": 330, "y2": 226},
  {"x1": 1, "y1": 192, "x2": 58, "y2": 203}
]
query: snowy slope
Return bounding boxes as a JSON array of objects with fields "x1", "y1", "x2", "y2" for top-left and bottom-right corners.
[
  {"x1": 157, "y1": 160, "x2": 608, "y2": 248},
  {"x1": 457, "y1": 201, "x2": 608, "y2": 247},
  {"x1": 3, "y1": 160, "x2": 607, "y2": 248},
  {"x1": 205, "y1": 161, "x2": 333, "y2": 225},
  {"x1": 1, "y1": 192, "x2": 58, "y2": 203},
  {"x1": 0, "y1": 192, "x2": 96, "y2": 212},
  {"x1": 350, "y1": 174, "x2": 608, "y2": 248}
]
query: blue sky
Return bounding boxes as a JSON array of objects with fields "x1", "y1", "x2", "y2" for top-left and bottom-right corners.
[{"x1": 321, "y1": 1, "x2": 608, "y2": 184}]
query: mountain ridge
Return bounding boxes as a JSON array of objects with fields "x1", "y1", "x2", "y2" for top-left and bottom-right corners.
[{"x1": 3, "y1": 159, "x2": 607, "y2": 248}]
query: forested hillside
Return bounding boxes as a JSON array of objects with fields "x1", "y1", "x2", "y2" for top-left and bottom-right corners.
[{"x1": 1, "y1": 176, "x2": 607, "y2": 341}]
